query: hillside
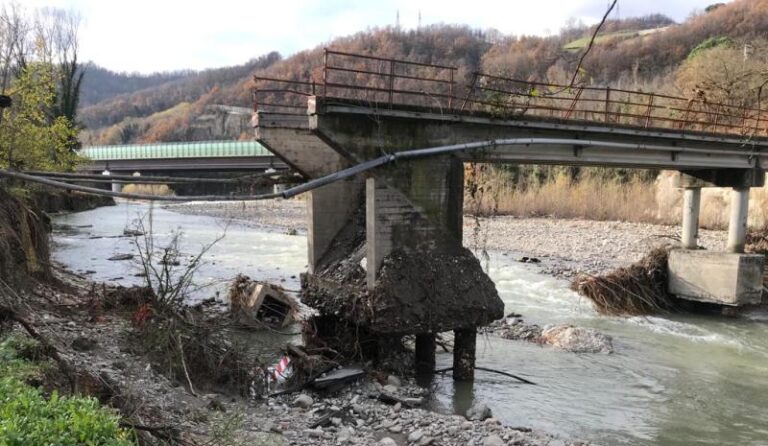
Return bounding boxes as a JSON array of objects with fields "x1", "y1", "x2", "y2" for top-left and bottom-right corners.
[
  {"x1": 79, "y1": 65, "x2": 193, "y2": 107},
  {"x1": 78, "y1": 0, "x2": 768, "y2": 145}
]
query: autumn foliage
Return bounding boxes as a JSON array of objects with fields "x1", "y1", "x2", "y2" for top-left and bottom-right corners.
[{"x1": 79, "y1": 0, "x2": 768, "y2": 144}]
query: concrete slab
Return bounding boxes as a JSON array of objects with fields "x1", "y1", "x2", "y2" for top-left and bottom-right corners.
[{"x1": 668, "y1": 249, "x2": 764, "y2": 306}]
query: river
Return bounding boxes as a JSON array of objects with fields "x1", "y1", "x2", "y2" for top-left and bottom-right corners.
[{"x1": 52, "y1": 202, "x2": 768, "y2": 445}]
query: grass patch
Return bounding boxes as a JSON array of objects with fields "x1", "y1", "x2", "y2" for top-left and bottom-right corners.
[
  {"x1": 563, "y1": 29, "x2": 639, "y2": 50},
  {"x1": 466, "y1": 169, "x2": 659, "y2": 223},
  {"x1": 0, "y1": 335, "x2": 135, "y2": 446}
]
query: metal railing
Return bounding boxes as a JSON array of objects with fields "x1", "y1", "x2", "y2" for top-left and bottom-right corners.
[{"x1": 253, "y1": 49, "x2": 768, "y2": 138}]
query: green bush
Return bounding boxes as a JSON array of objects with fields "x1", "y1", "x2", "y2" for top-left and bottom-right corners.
[
  {"x1": 0, "y1": 337, "x2": 135, "y2": 446},
  {"x1": 0, "y1": 377, "x2": 135, "y2": 446}
]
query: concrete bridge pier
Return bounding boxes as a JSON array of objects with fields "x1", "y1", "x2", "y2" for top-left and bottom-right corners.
[
  {"x1": 363, "y1": 157, "x2": 493, "y2": 381},
  {"x1": 415, "y1": 334, "x2": 436, "y2": 376},
  {"x1": 669, "y1": 170, "x2": 765, "y2": 306},
  {"x1": 727, "y1": 188, "x2": 750, "y2": 254},
  {"x1": 680, "y1": 187, "x2": 701, "y2": 249}
]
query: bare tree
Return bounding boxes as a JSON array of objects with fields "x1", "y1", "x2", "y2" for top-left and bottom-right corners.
[
  {"x1": 0, "y1": 2, "x2": 31, "y2": 93},
  {"x1": 34, "y1": 7, "x2": 85, "y2": 126}
]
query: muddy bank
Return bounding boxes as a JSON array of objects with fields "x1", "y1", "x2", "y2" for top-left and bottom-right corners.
[
  {"x1": 0, "y1": 187, "x2": 52, "y2": 289},
  {"x1": 32, "y1": 189, "x2": 115, "y2": 214},
  {"x1": 166, "y1": 200, "x2": 729, "y2": 278}
]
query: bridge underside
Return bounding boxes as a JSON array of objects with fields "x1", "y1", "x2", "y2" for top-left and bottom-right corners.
[
  {"x1": 83, "y1": 156, "x2": 284, "y2": 173},
  {"x1": 256, "y1": 97, "x2": 768, "y2": 379}
]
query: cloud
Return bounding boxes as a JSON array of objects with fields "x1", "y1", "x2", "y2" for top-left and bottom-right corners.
[{"x1": 19, "y1": 0, "x2": 724, "y2": 73}]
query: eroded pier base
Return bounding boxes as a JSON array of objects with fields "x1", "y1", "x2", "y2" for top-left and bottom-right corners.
[
  {"x1": 453, "y1": 329, "x2": 477, "y2": 382},
  {"x1": 415, "y1": 334, "x2": 436, "y2": 376}
]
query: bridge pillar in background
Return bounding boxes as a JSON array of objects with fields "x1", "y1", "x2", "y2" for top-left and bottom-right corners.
[
  {"x1": 727, "y1": 188, "x2": 750, "y2": 254},
  {"x1": 680, "y1": 187, "x2": 701, "y2": 249},
  {"x1": 101, "y1": 169, "x2": 122, "y2": 193}
]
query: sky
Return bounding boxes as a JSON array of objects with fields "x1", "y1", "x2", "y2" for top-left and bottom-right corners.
[{"x1": 20, "y1": 0, "x2": 725, "y2": 74}]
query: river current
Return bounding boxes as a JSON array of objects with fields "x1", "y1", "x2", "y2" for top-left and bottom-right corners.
[{"x1": 52, "y1": 202, "x2": 768, "y2": 445}]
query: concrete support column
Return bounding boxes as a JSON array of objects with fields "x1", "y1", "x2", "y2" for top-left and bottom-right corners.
[
  {"x1": 365, "y1": 177, "x2": 393, "y2": 288},
  {"x1": 365, "y1": 157, "x2": 464, "y2": 289},
  {"x1": 727, "y1": 188, "x2": 750, "y2": 253},
  {"x1": 452, "y1": 329, "x2": 476, "y2": 381},
  {"x1": 307, "y1": 177, "x2": 362, "y2": 274},
  {"x1": 414, "y1": 333, "x2": 436, "y2": 376},
  {"x1": 681, "y1": 187, "x2": 701, "y2": 249}
]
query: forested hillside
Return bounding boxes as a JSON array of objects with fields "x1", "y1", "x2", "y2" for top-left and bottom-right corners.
[
  {"x1": 79, "y1": 65, "x2": 192, "y2": 107},
  {"x1": 79, "y1": 0, "x2": 768, "y2": 145}
]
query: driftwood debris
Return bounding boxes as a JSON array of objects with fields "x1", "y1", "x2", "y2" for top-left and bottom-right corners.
[{"x1": 571, "y1": 248, "x2": 676, "y2": 316}]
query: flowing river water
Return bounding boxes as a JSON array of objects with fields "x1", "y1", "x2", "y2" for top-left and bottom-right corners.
[{"x1": 52, "y1": 202, "x2": 768, "y2": 445}]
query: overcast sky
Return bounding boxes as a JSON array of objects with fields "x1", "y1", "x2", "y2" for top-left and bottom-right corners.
[{"x1": 20, "y1": 0, "x2": 725, "y2": 73}]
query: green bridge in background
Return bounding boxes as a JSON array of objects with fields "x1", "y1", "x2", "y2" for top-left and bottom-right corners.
[{"x1": 79, "y1": 140, "x2": 285, "y2": 173}]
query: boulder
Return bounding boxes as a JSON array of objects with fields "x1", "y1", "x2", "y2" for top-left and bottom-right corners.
[
  {"x1": 541, "y1": 324, "x2": 614, "y2": 353},
  {"x1": 466, "y1": 402, "x2": 493, "y2": 421},
  {"x1": 292, "y1": 394, "x2": 313, "y2": 409}
]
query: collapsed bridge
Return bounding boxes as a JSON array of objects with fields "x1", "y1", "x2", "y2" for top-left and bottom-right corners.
[{"x1": 253, "y1": 49, "x2": 768, "y2": 380}]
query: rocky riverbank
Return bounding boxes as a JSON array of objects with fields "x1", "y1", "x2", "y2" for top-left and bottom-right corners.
[
  {"x1": 12, "y1": 270, "x2": 582, "y2": 446},
  {"x1": 165, "y1": 199, "x2": 729, "y2": 278}
]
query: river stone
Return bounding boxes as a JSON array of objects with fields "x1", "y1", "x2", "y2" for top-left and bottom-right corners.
[
  {"x1": 337, "y1": 427, "x2": 353, "y2": 443},
  {"x1": 541, "y1": 324, "x2": 614, "y2": 353},
  {"x1": 378, "y1": 438, "x2": 397, "y2": 446},
  {"x1": 466, "y1": 402, "x2": 493, "y2": 421},
  {"x1": 404, "y1": 397, "x2": 424, "y2": 407},
  {"x1": 292, "y1": 394, "x2": 313, "y2": 409},
  {"x1": 383, "y1": 384, "x2": 399, "y2": 394},
  {"x1": 408, "y1": 429, "x2": 424, "y2": 442},
  {"x1": 418, "y1": 436, "x2": 433, "y2": 446},
  {"x1": 482, "y1": 434, "x2": 504, "y2": 446},
  {"x1": 387, "y1": 375, "x2": 402, "y2": 387}
]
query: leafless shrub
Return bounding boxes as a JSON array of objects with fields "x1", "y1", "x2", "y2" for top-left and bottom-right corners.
[{"x1": 127, "y1": 211, "x2": 264, "y2": 397}]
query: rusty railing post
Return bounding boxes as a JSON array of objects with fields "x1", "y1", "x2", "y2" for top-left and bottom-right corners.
[
  {"x1": 323, "y1": 48, "x2": 328, "y2": 99},
  {"x1": 564, "y1": 87, "x2": 584, "y2": 120},
  {"x1": 448, "y1": 68, "x2": 455, "y2": 110},
  {"x1": 644, "y1": 94, "x2": 655, "y2": 128},
  {"x1": 741, "y1": 105, "x2": 749, "y2": 134},
  {"x1": 712, "y1": 103, "x2": 722, "y2": 131},
  {"x1": 679, "y1": 100, "x2": 693, "y2": 129},
  {"x1": 388, "y1": 59, "x2": 395, "y2": 107},
  {"x1": 460, "y1": 72, "x2": 478, "y2": 112},
  {"x1": 604, "y1": 87, "x2": 611, "y2": 123}
]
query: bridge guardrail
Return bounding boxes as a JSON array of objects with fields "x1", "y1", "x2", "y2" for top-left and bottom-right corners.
[{"x1": 253, "y1": 49, "x2": 767, "y2": 138}]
